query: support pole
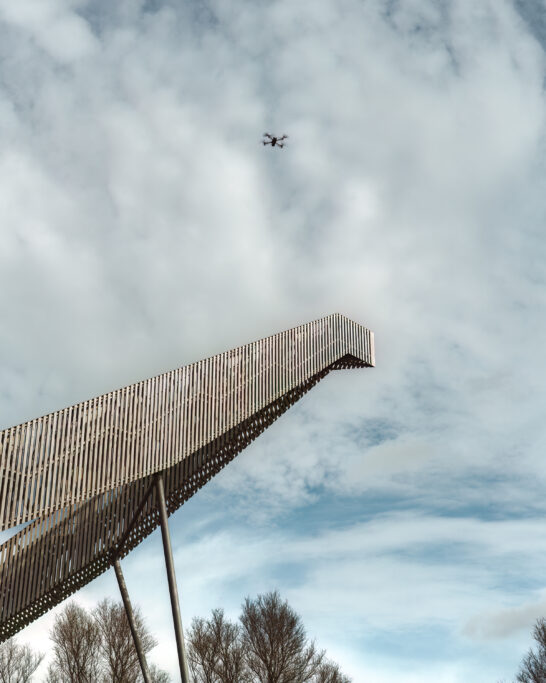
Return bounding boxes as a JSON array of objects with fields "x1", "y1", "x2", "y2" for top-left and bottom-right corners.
[
  {"x1": 155, "y1": 473, "x2": 190, "y2": 683},
  {"x1": 113, "y1": 558, "x2": 152, "y2": 683}
]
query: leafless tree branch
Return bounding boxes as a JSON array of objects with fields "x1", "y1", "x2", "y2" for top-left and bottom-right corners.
[{"x1": 0, "y1": 639, "x2": 43, "y2": 683}]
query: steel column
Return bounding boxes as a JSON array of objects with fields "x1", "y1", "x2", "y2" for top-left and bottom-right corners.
[
  {"x1": 113, "y1": 558, "x2": 152, "y2": 683},
  {"x1": 155, "y1": 473, "x2": 190, "y2": 683}
]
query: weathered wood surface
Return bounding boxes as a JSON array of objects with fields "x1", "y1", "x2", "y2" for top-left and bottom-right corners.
[{"x1": 0, "y1": 313, "x2": 374, "y2": 641}]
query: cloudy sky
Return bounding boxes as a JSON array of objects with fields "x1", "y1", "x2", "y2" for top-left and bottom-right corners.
[{"x1": 2, "y1": 0, "x2": 546, "y2": 680}]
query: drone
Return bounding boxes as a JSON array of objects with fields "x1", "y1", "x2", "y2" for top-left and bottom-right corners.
[{"x1": 262, "y1": 133, "x2": 288, "y2": 148}]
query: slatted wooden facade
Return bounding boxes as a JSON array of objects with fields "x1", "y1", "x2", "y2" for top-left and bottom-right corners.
[{"x1": 0, "y1": 313, "x2": 374, "y2": 641}]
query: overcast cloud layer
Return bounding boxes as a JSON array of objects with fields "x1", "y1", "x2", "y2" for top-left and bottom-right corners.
[{"x1": 2, "y1": 0, "x2": 546, "y2": 681}]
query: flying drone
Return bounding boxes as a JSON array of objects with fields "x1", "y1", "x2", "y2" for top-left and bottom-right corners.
[{"x1": 262, "y1": 133, "x2": 288, "y2": 148}]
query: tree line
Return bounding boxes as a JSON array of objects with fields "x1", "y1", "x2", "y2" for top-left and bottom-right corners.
[
  {"x1": 7, "y1": 592, "x2": 546, "y2": 682},
  {"x1": 0, "y1": 591, "x2": 350, "y2": 682}
]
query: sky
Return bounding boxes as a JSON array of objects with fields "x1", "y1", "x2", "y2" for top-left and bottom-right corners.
[{"x1": 1, "y1": 0, "x2": 546, "y2": 680}]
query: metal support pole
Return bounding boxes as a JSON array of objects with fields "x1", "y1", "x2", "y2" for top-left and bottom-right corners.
[
  {"x1": 155, "y1": 473, "x2": 190, "y2": 683},
  {"x1": 113, "y1": 557, "x2": 152, "y2": 683}
]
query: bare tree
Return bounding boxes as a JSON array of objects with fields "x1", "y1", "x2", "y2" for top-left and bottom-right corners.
[
  {"x1": 187, "y1": 609, "x2": 249, "y2": 683},
  {"x1": 209, "y1": 609, "x2": 249, "y2": 683},
  {"x1": 47, "y1": 601, "x2": 102, "y2": 683},
  {"x1": 313, "y1": 660, "x2": 352, "y2": 683},
  {"x1": 94, "y1": 598, "x2": 157, "y2": 683},
  {"x1": 240, "y1": 591, "x2": 324, "y2": 683},
  {"x1": 46, "y1": 599, "x2": 169, "y2": 683},
  {"x1": 187, "y1": 615, "x2": 218, "y2": 683},
  {"x1": 149, "y1": 663, "x2": 171, "y2": 683},
  {"x1": 186, "y1": 592, "x2": 350, "y2": 683},
  {"x1": 516, "y1": 618, "x2": 546, "y2": 682},
  {"x1": 0, "y1": 639, "x2": 43, "y2": 683}
]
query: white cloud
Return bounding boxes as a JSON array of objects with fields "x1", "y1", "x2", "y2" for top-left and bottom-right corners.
[
  {"x1": 465, "y1": 592, "x2": 546, "y2": 640},
  {"x1": 0, "y1": 0, "x2": 98, "y2": 63},
  {"x1": 2, "y1": 0, "x2": 546, "y2": 680}
]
